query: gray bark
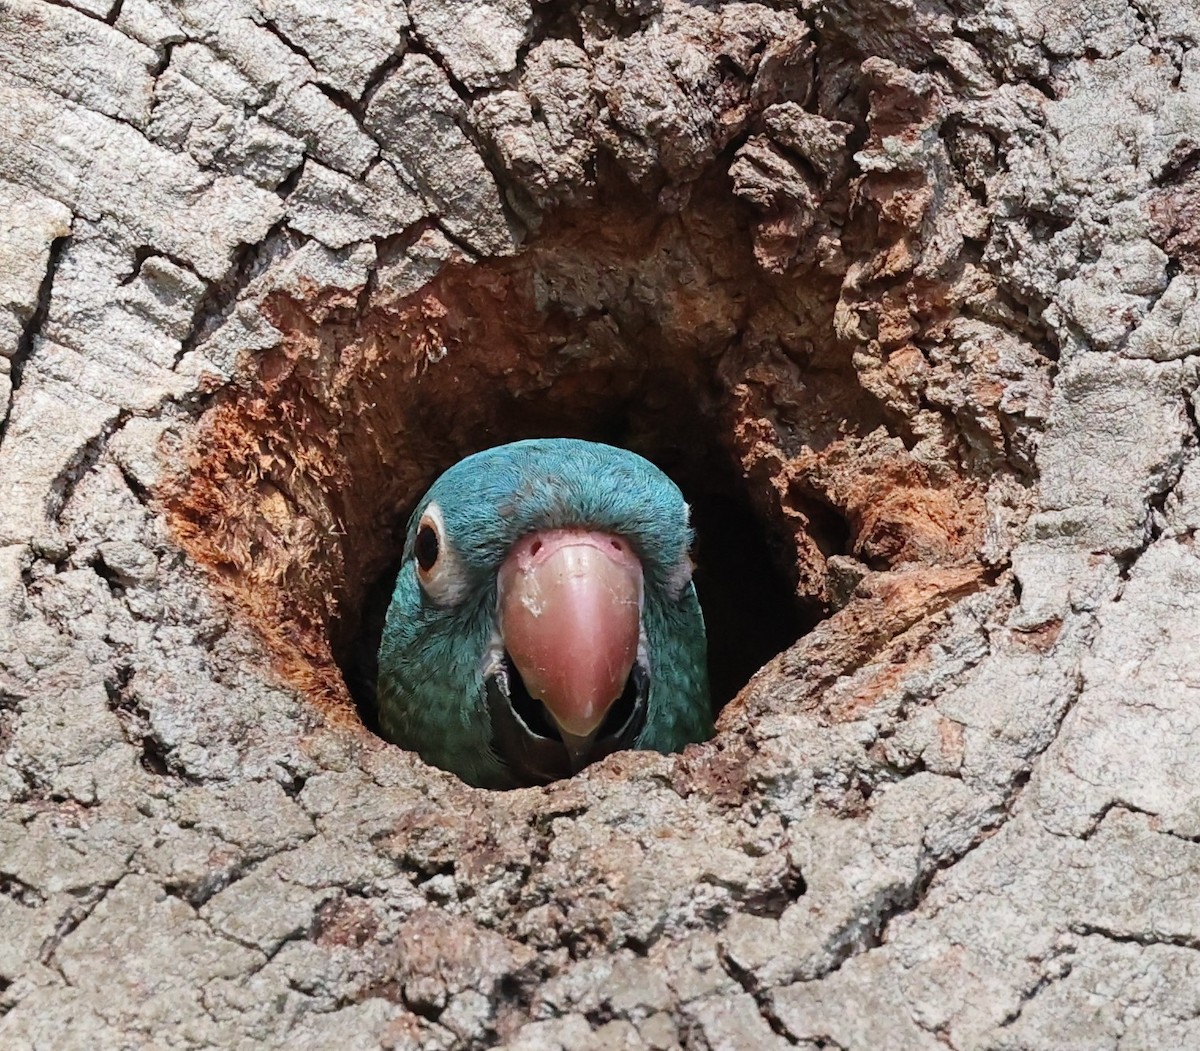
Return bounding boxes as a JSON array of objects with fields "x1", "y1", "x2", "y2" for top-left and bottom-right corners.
[{"x1": 1, "y1": 0, "x2": 1199, "y2": 1049}]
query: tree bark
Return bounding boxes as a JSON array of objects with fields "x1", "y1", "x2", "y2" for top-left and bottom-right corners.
[{"x1": 1, "y1": 0, "x2": 1198, "y2": 1048}]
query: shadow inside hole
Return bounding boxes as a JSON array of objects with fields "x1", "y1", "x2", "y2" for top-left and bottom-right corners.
[
  {"x1": 337, "y1": 438, "x2": 813, "y2": 735},
  {"x1": 341, "y1": 557, "x2": 401, "y2": 737},
  {"x1": 687, "y1": 489, "x2": 814, "y2": 707},
  {"x1": 791, "y1": 491, "x2": 853, "y2": 561}
]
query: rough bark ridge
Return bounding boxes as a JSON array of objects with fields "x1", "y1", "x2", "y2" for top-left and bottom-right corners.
[{"x1": 1, "y1": 0, "x2": 1198, "y2": 1048}]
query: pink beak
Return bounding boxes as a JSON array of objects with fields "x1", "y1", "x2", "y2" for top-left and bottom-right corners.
[{"x1": 497, "y1": 529, "x2": 644, "y2": 758}]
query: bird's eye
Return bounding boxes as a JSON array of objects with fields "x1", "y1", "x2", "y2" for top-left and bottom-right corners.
[
  {"x1": 412, "y1": 503, "x2": 466, "y2": 605},
  {"x1": 415, "y1": 523, "x2": 439, "y2": 571}
]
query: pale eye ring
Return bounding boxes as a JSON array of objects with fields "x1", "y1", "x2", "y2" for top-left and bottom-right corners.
[{"x1": 412, "y1": 503, "x2": 465, "y2": 605}]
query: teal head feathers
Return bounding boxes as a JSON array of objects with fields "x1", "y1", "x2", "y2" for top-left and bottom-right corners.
[{"x1": 376, "y1": 438, "x2": 712, "y2": 789}]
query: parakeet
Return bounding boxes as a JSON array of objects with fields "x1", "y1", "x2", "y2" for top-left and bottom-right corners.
[{"x1": 377, "y1": 438, "x2": 712, "y2": 789}]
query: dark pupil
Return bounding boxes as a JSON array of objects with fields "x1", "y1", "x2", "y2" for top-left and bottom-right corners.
[{"x1": 415, "y1": 524, "x2": 439, "y2": 571}]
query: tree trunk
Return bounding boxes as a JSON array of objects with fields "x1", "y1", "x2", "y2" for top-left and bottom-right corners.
[{"x1": 2, "y1": 0, "x2": 1198, "y2": 1048}]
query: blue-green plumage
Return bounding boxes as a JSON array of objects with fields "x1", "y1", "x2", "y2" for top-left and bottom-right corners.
[{"x1": 377, "y1": 438, "x2": 712, "y2": 789}]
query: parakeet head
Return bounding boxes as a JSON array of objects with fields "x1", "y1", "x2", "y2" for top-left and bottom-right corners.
[{"x1": 377, "y1": 438, "x2": 711, "y2": 788}]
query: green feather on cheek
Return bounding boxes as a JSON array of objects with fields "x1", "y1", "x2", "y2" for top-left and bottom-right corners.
[{"x1": 376, "y1": 438, "x2": 713, "y2": 789}]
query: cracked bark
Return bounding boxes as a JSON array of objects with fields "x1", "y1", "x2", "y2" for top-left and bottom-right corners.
[{"x1": 2, "y1": 1, "x2": 1200, "y2": 1049}]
